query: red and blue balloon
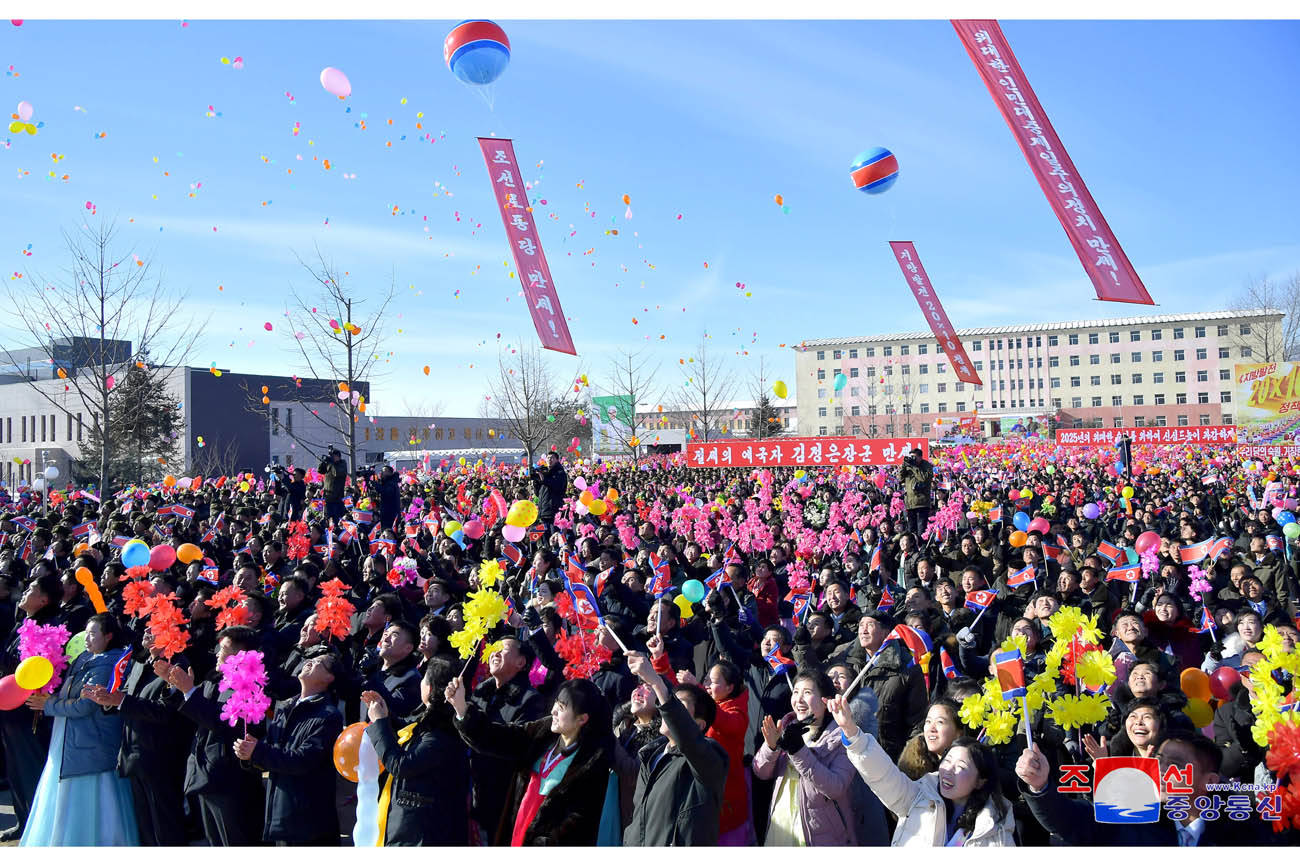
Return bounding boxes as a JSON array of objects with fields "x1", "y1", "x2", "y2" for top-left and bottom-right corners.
[
  {"x1": 444, "y1": 20, "x2": 511, "y2": 86},
  {"x1": 850, "y1": 147, "x2": 899, "y2": 194}
]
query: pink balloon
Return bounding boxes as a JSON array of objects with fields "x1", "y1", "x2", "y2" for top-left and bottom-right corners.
[
  {"x1": 501, "y1": 523, "x2": 526, "y2": 543},
  {"x1": 319, "y1": 66, "x2": 351, "y2": 98},
  {"x1": 0, "y1": 675, "x2": 34, "y2": 711},
  {"x1": 463, "y1": 519, "x2": 484, "y2": 539},
  {"x1": 149, "y1": 544, "x2": 177, "y2": 572},
  {"x1": 573, "y1": 476, "x2": 587, "y2": 491},
  {"x1": 1135, "y1": 531, "x2": 1160, "y2": 555},
  {"x1": 1028, "y1": 517, "x2": 1050, "y2": 534},
  {"x1": 1008, "y1": 490, "x2": 1020, "y2": 501},
  {"x1": 16, "y1": 100, "x2": 32, "y2": 122}
]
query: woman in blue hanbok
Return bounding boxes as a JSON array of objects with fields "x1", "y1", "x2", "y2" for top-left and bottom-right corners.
[{"x1": 20, "y1": 612, "x2": 138, "y2": 846}]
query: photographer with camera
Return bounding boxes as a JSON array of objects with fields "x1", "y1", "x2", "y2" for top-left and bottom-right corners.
[
  {"x1": 318, "y1": 447, "x2": 349, "y2": 523},
  {"x1": 899, "y1": 447, "x2": 934, "y2": 538}
]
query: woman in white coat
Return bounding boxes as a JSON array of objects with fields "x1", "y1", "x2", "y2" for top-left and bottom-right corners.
[{"x1": 825, "y1": 695, "x2": 1016, "y2": 847}]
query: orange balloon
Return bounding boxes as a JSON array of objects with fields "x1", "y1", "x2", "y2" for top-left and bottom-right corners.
[
  {"x1": 1180, "y1": 668, "x2": 1213, "y2": 703},
  {"x1": 163, "y1": 475, "x2": 177, "y2": 488},
  {"x1": 1009, "y1": 530, "x2": 1028, "y2": 548},
  {"x1": 176, "y1": 543, "x2": 203, "y2": 564},
  {"x1": 333, "y1": 722, "x2": 367, "y2": 782},
  {"x1": 74, "y1": 566, "x2": 107, "y2": 614},
  {"x1": 191, "y1": 476, "x2": 203, "y2": 491}
]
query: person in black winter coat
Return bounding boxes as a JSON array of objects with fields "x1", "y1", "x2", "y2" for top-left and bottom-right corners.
[
  {"x1": 1213, "y1": 667, "x2": 1268, "y2": 781},
  {"x1": 156, "y1": 626, "x2": 267, "y2": 846},
  {"x1": 83, "y1": 632, "x2": 196, "y2": 846},
  {"x1": 0, "y1": 572, "x2": 65, "y2": 841},
  {"x1": 363, "y1": 621, "x2": 423, "y2": 725},
  {"x1": 467, "y1": 637, "x2": 549, "y2": 842},
  {"x1": 360, "y1": 658, "x2": 469, "y2": 846},
  {"x1": 233, "y1": 650, "x2": 346, "y2": 846},
  {"x1": 623, "y1": 651, "x2": 728, "y2": 846},
  {"x1": 449, "y1": 673, "x2": 615, "y2": 845},
  {"x1": 376, "y1": 467, "x2": 401, "y2": 532},
  {"x1": 530, "y1": 452, "x2": 569, "y2": 528}
]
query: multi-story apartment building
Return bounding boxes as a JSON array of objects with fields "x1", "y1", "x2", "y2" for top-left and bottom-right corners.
[{"x1": 794, "y1": 309, "x2": 1283, "y2": 438}]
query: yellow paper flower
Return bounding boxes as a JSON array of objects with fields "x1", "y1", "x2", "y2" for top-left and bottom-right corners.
[
  {"x1": 481, "y1": 638, "x2": 505, "y2": 662},
  {"x1": 1076, "y1": 693, "x2": 1111, "y2": 727},
  {"x1": 998, "y1": 634, "x2": 1028, "y2": 659},
  {"x1": 1047, "y1": 606, "x2": 1088, "y2": 645},
  {"x1": 1076, "y1": 650, "x2": 1117, "y2": 691},
  {"x1": 981, "y1": 678, "x2": 1010, "y2": 711},
  {"x1": 449, "y1": 621, "x2": 487, "y2": 660},
  {"x1": 464, "y1": 589, "x2": 508, "y2": 628},
  {"x1": 959, "y1": 693, "x2": 988, "y2": 729},
  {"x1": 1047, "y1": 695, "x2": 1085, "y2": 730},
  {"x1": 1257, "y1": 625, "x2": 1286, "y2": 661},
  {"x1": 477, "y1": 559, "x2": 503, "y2": 589},
  {"x1": 985, "y1": 711, "x2": 1018, "y2": 745}
]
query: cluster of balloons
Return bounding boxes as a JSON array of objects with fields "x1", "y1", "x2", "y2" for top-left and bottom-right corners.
[
  {"x1": 501, "y1": 499, "x2": 538, "y2": 543},
  {"x1": 121, "y1": 540, "x2": 189, "y2": 572},
  {"x1": 9, "y1": 100, "x2": 38, "y2": 135},
  {"x1": 1180, "y1": 667, "x2": 1241, "y2": 729},
  {"x1": 1011, "y1": 512, "x2": 1051, "y2": 534},
  {"x1": 0, "y1": 655, "x2": 55, "y2": 710}
]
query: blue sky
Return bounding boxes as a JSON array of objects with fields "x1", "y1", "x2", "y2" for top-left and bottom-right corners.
[{"x1": 2, "y1": 18, "x2": 1298, "y2": 415}]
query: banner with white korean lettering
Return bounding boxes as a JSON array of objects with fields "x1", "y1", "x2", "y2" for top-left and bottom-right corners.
[
  {"x1": 477, "y1": 137, "x2": 577, "y2": 355},
  {"x1": 686, "y1": 437, "x2": 928, "y2": 468},
  {"x1": 1234, "y1": 362, "x2": 1300, "y2": 445},
  {"x1": 1054, "y1": 426, "x2": 1237, "y2": 447},
  {"x1": 888, "y1": 241, "x2": 982, "y2": 386},
  {"x1": 951, "y1": 20, "x2": 1154, "y2": 306}
]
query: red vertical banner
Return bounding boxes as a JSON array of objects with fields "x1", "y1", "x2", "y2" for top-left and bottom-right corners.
[
  {"x1": 952, "y1": 20, "x2": 1154, "y2": 306},
  {"x1": 888, "y1": 241, "x2": 982, "y2": 386},
  {"x1": 477, "y1": 137, "x2": 577, "y2": 355}
]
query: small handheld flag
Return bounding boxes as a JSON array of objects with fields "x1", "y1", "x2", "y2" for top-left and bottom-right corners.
[
  {"x1": 1106, "y1": 563, "x2": 1142, "y2": 583},
  {"x1": 1096, "y1": 540, "x2": 1123, "y2": 564},
  {"x1": 941, "y1": 647, "x2": 961, "y2": 680},
  {"x1": 108, "y1": 646, "x2": 133, "y2": 693},
  {"x1": 1180, "y1": 539, "x2": 1212, "y2": 564},
  {"x1": 563, "y1": 576, "x2": 605, "y2": 630},
  {"x1": 877, "y1": 584, "x2": 895, "y2": 613},
  {"x1": 1006, "y1": 565, "x2": 1037, "y2": 590},
  {"x1": 764, "y1": 645, "x2": 796, "y2": 676},
  {"x1": 964, "y1": 589, "x2": 997, "y2": 612},
  {"x1": 994, "y1": 648, "x2": 1027, "y2": 699}
]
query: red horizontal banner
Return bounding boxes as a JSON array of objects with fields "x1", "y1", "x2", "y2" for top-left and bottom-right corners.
[
  {"x1": 686, "y1": 437, "x2": 928, "y2": 468},
  {"x1": 1054, "y1": 426, "x2": 1237, "y2": 447}
]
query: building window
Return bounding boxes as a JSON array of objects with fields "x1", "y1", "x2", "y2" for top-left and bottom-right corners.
[
  {"x1": 900, "y1": 345, "x2": 910, "y2": 356},
  {"x1": 1134, "y1": 395, "x2": 1145, "y2": 405},
  {"x1": 971, "y1": 340, "x2": 982, "y2": 351},
  {"x1": 1050, "y1": 377, "x2": 1061, "y2": 388},
  {"x1": 1067, "y1": 355, "x2": 1078, "y2": 367},
  {"x1": 1197, "y1": 392, "x2": 1210, "y2": 404},
  {"x1": 849, "y1": 367, "x2": 859, "y2": 378},
  {"x1": 1130, "y1": 330, "x2": 1141, "y2": 342},
  {"x1": 816, "y1": 350, "x2": 825, "y2": 360},
  {"x1": 1242, "y1": 347, "x2": 1253, "y2": 357},
  {"x1": 850, "y1": 386, "x2": 860, "y2": 396},
  {"x1": 1176, "y1": 393, "x2": 1188, "y2": 404},
  {"x1": 1068, "y1": 334, "x2": 1079, "y2": 345},
  {"x1": 919, "y1": 403, "x2": 929, "y2": 414},
  {"x1": 819, "y1": 426, "x2": 827, "y2": 436},
  {"x1": 898, "y1": 366, "x2": 907, "y2": 376},
  {"x1": 883, "y1": 347, "x2": 893, "y2": 357},
  {"x1": 1176, "y1": 414, "x2": 1188, "y2": 426},
  {"x1": 1130, "y1": 352, "x2": 1141, "y2": 363},
  {"x1": 1132, "y1": 373, "x2": 1143, "y2": 384},
  {"x1": 1154, "y1": 372, "x2": 1164, "y2": 384},
  {"x1": 817, "y1": 369, "x2": 826, "y2": 380},
  {"x1": 1091, "y1": 396, "x2": 1103, "y2": 407},
  {"x1": 1070, "y1": 376, "x2": 1081, "y2": 387},
  {"x1": 1224, "y1": 413, "x2": 1234, "y2": 424},
  {"x1": 1241, "y1": 324, "x2": 1252, "y2": 336},
  {"x1": 1151, "y1": 329, "x2": 1162, "y2": 340},
  {"x1": 849, "y1": 348, "x2": 858, "y2": 359},
  {"x1": 1071, "y1": 397, "x2": 1082, "y2": 409},
  {"x1": 1174, "y1": 350, "x2": 1185, "y2": 362},
  {"x1": 937, "y1": 363, "x2": 947, "y2": 374},
  {"x1": 1090, "y1": 375, "x2": 1101, "y2": 386},
  {"x1": 867, "y1": 367, "x2": 876, "y2": 378},
  {"x1": 40, "y1": 415, "x2": 46, "y2": 442},
  {"x1": 1109, "y1": 374, "x2": 1120, "y2": 385},
  {"x1": 850, "y1": 405, "x2": 860, "y2": 416},
  {"x1": 918, "y1": 345, "x2": 928, "y2": 355},
  {"x1": 1219, "y1": 369, "x2": 1231, "y2": 381},
  {"x1": 1200, "y1": 414, "x2": 1211, "y2": 425},
  {"x1": 1112, "y1": 395, "x2": 1123, "y2": 406},
  {"x1": 1110, "y1": 353, "x2": 1120, "y2": 364},
  {"x1": 956, "y1": 402, "x2": 966, "y2": 412},
  {"x1": 818, "y1": 408, "x2": 827, "y2": 417},
  {"x1": 65, "y1": 412, "x2": 72, "y2": 441},
  {"x1": 1048, "y1": 335, "x2": 1058, "y2": 347},
  {"x1": 1196, "y1": 348, "x2": 1207, "y2": 360},
  {"x1": 1220, "y1": 391, "x2": 1232, "y2": 403},
  {"x1": 1088, "y1": 333, "x2": 1099, "y2": 344},
  {"x1": 1151, "y1": 350, "x2": 1163, "y2": 362},
  {"x1": 1175, "y1": 371, "x2": 1186, "y2": 383},
  {"x1": 834, "y1": 406, "x2": 843, "y2": 417},
  {"x1": 1195, "y1": 326, "x2": 1206, "y2": 338},
  {"x1": 1134, "y1": 416, "x2": 1146, "y2": 426},
  {"x1": 1154, "y1": 416, "x2": 1167, "y2": 427},
  {"x1": 1217, "y1": 325, "x2": 1228, "y2": 337},
  {"x1": 1219, "y1": 347, "x2": 1230, "y2": 359},
  {"x1": 918, "y1": 384, "x2": 928, "y2": 394},
  {"x1": 1113, "y1": 416, "x2": 1124, "y2": 427},
  {"x1": 1196, "y1": 370, "x2": 1208, "y2": 382},
  {"x1": 866, "y1": 347, "x2": 875, "y2": 357},
  {"x1": 833, "y1": 349, "x2": 842, "y2": 360},
  {"x1": 937, "y1": 383, "x2": 947, "y2": 393},
  {"x1": 1155, "y1": 393, "x2": 1166, "y2": 405},
  {"x1": 1108, "y1": 332, "x2": 1119, "y2": 343},
  {"x1": 1052, "y1": 398, "x2": 1062, "y2": 409},
  {"x1": 1174, "y1": 327, "x2": 1184, "y2": 339},
  {"x1": 1090, "y1": 355, "x2": 1100, "y2": 365},
  {"x1": 938, "y1": 403, "x2": 948, "y2": 413},
  {"x1": 1049, "y1": 357, "x2": 1060, "y2": 368}
]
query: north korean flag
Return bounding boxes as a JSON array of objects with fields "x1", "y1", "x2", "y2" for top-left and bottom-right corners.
[
  {"x1": 1006, "y1": 565, "x2": 1037, "y2": 589},
  {"x1": 1208, "y1": 537, "x2": 1233, "y2": 561},
  {"x1": 1267, "y1": 535, "x2": 1284, "y2": 553},
  {"x1": 987, "y1": 506, "x2": 1003, "y2": 524},
  {"x1": 353, "y1": 509, "x2": 373, "y2": 524},
  {"x1": 869, "y1": 542, "x2": 883, "y2": 574},
  {"x1": 1195, "y1": 606, "x2": 1215, "y2": 635},
  {"x1": 764, "y1": 645, "x2": 796, "y2": 676},
  {"x1": 11, "y1": 515, "x2": 36, "y2": 532},
  {"x1": 108, "y1": 646, "x2": 133, "y2": 692},
  {"x1": 994, "y1": 648, "x2": 1027, "y2": 699},
  {"x1": 648, "y1": 554, "x2": 672, "y2": 595},
  {"x1": 1180, "y1": 539, "x2": 1212, "y2": 564},
  {"x1": 722, "y1": 542, "x2": 741, "y2": 565},
  {"x1": 369, "y1": 538, "x2": 396, "y2": 557},
  {"x1": 1041, "y1": 542, "x2": 1063, "y2": 560},
  {"x1": 70, "y1": 521, "x2": 96, "y2": 538},
  {"x1": 565, "y1": 554, "x2": 587, "y2": 583},
  {"x1": 787, "y1": 592, "x2": 811, "y2": 625},
  {"x1": 564, "y1": 577, "x2": 605, "y2": 629},
  {"x1": 877, "y1": 584, "x2": 895, "y2": 613},
  {"x1": 1107, "y1": 563, "x2": 1142, "y2": 583},
  {"x1": 1096, "y1": 540, "x2": 1123, "y2": 564},
  {"x1": 198, "y1": 567, "x2": 220, "y2": 586},
  {"x1": 704, "y1": 566, "x2": 730, "y2": 592},
  {"x1": 941, "y1": 647, "x2": 962, "y2": 680},
  {"x1": 964, "y1": 589, "x2": 997, "y2": 613},
  {"x1": 111, "y1": 535, "x2": 131, "y2": 549},
  {"x1": 501, "y1": 541, "x2": 524, "y2": 567},
  {"x1": 595, "y1": 567, "x2": 615, "y2": 598}
]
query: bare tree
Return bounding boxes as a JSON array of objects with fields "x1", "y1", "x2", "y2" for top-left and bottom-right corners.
[
  {"x1": 190, "y1": 435, "x2": 243, "y2": 479},
  {"x1": 675, "y1": 335, "x2": 739, "y2": 443},
  {"x1": 1228, "y1": 272, "x2": 1300, "y2": 363},
  {"x1": 246, "y1": 250, "x2": 396, "y2": 471},
  {"x1": 488, "y1": 342, "x2": 590, "y2": 464},
  {"x1": 0, "y1": 219, "x2": 203, "y2": 495},
  {"x1": 598, "y1": 347, "x2": 662, "y2": 457},
  {"x1": 747, "y1": 356, "x2": 784, "y2": 439}
]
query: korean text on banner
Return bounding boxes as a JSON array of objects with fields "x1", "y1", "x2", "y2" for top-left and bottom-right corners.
[
  {"x1": 888, "y1": 241, "x2": 982, "y2": 386},
  {"x1": 952, "y1": 20, "x2": 1153, "y2": 306},
  {"x1": 477, "y1": 137, "x2": 576, "y2": 355},
  {"x1": 686, "y1": 437, "x2": 927, "y2": 468},
  {"x1": 1055, "y1": 426, "x2": 1237, "y2": 447}
]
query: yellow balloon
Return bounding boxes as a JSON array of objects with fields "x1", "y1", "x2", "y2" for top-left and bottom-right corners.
[
  {"x1": 674, "y1": 595, "x2": 695, "y2": 619},
  {"x1": 238, "y1": 480, "x2": 251, "y2": 492},
  {"x1": 589, "y1": 500, "x2": 607, "y2": 516},
  {"x1": 506, "y1": 500, "x2": 538, "y2": 528},
  {"x1": 15, "y1": 655, "x2": 54, "y2": 691},
  {"x1": 773, "y1": 380, "x2": 788, "y2": 399},
  {"x1": 444, "y1": 520, "x2": 463, "y2": 537}
]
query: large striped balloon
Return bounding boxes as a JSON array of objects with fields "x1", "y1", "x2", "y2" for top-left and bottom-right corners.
[
  {"x1": 849, "y1": 147, "x2": 899, "y2": 194},
  {"x1": 444, "y1": 20, "x2": 511, "y2": 86}
]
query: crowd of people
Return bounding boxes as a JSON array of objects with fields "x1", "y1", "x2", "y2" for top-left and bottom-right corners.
[{"x1": 2, "y1": 436, "x2": 1299, "y2": 847}]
